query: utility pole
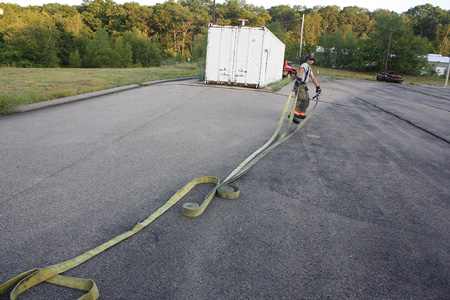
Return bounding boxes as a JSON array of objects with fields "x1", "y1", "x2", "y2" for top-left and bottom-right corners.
[
  {"x1": 212, "y1": 0, "x2": 216, "y2": 24},
  {"x1": 299, "y1": 14, "x2": 305, "y2": 62},
  {"x1": 385, "y1": 29, "x2": 394, "y2": 71},
  {"x1": 445, "y1": 57, "x2": 449, "y2": 87}
]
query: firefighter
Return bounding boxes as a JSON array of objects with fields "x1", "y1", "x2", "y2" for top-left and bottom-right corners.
[{"x1": 292, "y1": 52, "x2": 321, "y2": 122}]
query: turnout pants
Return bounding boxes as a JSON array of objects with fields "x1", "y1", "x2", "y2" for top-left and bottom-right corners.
[{"x1": 295, "y1": 83, "x2": 310, "y2": 115}]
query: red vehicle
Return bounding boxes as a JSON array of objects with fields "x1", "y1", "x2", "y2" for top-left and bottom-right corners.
[
  {"x1": 376, "y1": 70, "x2": 404, "y2": 83},
  {"x1": 283, "y1": 60, "x2": 297, "y2": 78}
]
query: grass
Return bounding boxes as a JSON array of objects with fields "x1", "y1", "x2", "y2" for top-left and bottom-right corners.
[
  {"x1": 270, "y1": 77, "x2": 293, "y2": 92},
  {"x1": 1, "y1": 63, "x2": 447, "y2": 114},
  {"x1": 315, "y1": 66, "x2": 448, "y2": 87},
  {"x1": 400, "y1": 74, "x2": 448, "y2": 86},
  {"x1": 266, "y1": 66, "x2": 447, "y2": 95},
  {"x1": 0, "y1": 62, "x2": 199, "y2": 114},
  {"x1": 314, "y1": 67, "x2": 376, "y2": 81}
]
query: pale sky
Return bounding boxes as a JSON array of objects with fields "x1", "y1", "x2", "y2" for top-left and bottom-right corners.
[{"x1": 3, "y1": 0, "x2": 450, "y2": 14}]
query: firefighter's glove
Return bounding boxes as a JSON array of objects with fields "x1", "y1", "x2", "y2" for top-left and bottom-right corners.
[{"x1": 316, "y1": 86, "x2": 321, "y2": 94}]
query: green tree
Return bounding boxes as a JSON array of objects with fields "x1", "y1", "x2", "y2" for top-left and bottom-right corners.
[
  {"x1": 75, "y1": 34, "x2": 90, "y2": 67},
  {"x1": 79, "y1": 0, "x2": 117, "y2": 36},
  {"x1": 317, "y1": 29, "x2": 357, "y2": 69},
  {"x1": 55, "y1": 21, "x2": 79, "y2": 67},
  {"x1": 338, "y1": 6, "x2": 371, "y2": 36},
  {"x1": 69, "y1": 50, "x2": 82, "y2": 67},
  {"x1": 268, "y1": 5, "x2": 300, "y2": 32},
  {"x1": 1, "y1": 10, "x2": 59, "y2": 67},
  {"x1": 318, "y1": 5, "x2": 340, "y2": 32},
  {"x1": 84, "y1": 27, "x2": 113, "y2": 67},
  {"x1": 93, "y1": 48, "x2": 121, "y2": 67},
  {"x1": 266, "y1": 20, "x2": 297, "y2": 60},
  {"x1": 152, "y1": 0, "x2": 197, "y2": 59},
  {"x1": 302, "y1": 11, "x2": 323, "y2": 46},
  {"x1": 406, "y1": 4, "x2": 448, "y2": 41},
  {"x1": 114, "y1": 36, "x2": 132, "y2": 67},
  {"x1": 191, "y1": 27, "x2": 208, "y2": 62},
  {"x1": 122, "y1": 28, "x2": 162, "y2": 67},
  {"x1": 246, "y1": 4, "x2": 271, "y2": 27},
  {"x1": 437, "y1": 22, "x2": 450, "y2": 55},
  {"x1": 120, "y1": 2, "x2": 154, "y2": 35},
  {"x1": 353, "y1": 13, "x2": 429, "y2": 74},
  {"x1": 42, "y1": 3, "x2": 86, "y2": 35},
  {"x1": 215, "y1": 0, "x2": 270, "y2": 26},
  {"x1": 179, "y1": 0, "x2": 212, "y2": 33}
]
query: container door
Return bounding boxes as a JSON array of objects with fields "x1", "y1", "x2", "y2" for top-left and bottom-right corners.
[
  {"x1": 232, "y1": 28, "x2": 249, "y2": 85},
  {"x1": 217, "y1": 27, "x2": 236, "y2": 83},
  {"x1": 205, "y1": 26, "x2": 236, "y2": 84},
  {"x1": 234, "y1": 27, "x2": 265, "y2": 86}
]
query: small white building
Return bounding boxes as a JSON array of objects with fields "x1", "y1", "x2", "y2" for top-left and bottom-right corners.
[{"x1": 427, "y1": 54, "x2": 450, "y2": 76}]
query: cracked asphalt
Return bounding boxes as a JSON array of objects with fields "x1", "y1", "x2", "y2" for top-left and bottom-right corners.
[{"x1": 1, "y1": 78, "x2": 449, "y2": 299}]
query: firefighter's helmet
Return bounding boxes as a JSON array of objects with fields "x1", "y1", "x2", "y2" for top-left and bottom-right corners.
[{"x1": 306, "y1": 52, "x2": 316, "y2": 60}]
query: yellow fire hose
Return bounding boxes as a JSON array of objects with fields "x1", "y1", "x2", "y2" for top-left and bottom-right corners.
[{"x1": 1, "y1": 87, "x2": 320, "y2": 299}]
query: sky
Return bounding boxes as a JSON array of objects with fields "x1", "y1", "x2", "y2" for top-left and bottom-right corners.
[{"x1": 3, "y1": 0, "x2": 450, "y2": 14}]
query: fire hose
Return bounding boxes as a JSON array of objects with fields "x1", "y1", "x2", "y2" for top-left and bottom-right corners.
[{"x1": 1, "y1": 86, "x2": 320, "y2": 300}]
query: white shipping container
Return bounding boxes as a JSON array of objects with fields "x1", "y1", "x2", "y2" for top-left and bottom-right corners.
[{"x1": 205, "y1": 24, "x2": 285, "y2": 88}]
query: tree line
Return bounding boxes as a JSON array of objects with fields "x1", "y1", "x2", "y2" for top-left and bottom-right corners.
[{"x1": 0, "y1": 0, "x2": 449, "y2": 75}]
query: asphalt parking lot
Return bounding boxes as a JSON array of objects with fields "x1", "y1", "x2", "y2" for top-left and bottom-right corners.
[{"x1": 1, "y1": 77, "x2": 449, "y2": 299}]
